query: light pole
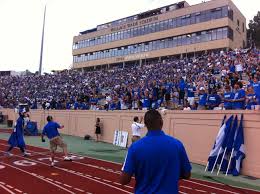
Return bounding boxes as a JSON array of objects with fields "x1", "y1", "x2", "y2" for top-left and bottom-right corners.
[{"x1": 38, "y1": 4, "x2": 47, "y2": 75}]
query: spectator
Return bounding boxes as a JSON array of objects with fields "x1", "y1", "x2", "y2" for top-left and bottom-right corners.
[
  {"x1": 95, "y1": 118, "x2": 102, "y2": 142},
  {"x1": 197, "y1": 87, "x2": 207, "y2": 110},
  {"x1": 232, "y1": 81, "x2": 246, "y2": 110},
  {"x1": 223, "y1": 85, "x2": 234, "y2": 110},
  {"x1": 245, "y1": 86, "x2": 257, "y2": 110},
  {"x1": 207, "y1": 89, "x2": 221, "y2": 110},
  {"x1": 131, "y1": 116, "x2": 144, "y2": 143},
  {"x1": 120, "y1": 109, "x2": 191, "y2": 193}
]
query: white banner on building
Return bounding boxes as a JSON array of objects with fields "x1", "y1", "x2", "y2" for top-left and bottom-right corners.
[{"x1": 113, "y1": 130, "x2": 128, "y2": 148}]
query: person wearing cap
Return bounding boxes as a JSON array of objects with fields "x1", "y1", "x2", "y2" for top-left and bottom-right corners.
[
  {"x1": 197, "y1": 87, "x2": 208, "y2": 110},
  {"x1": 5, "y1": 108, "x2": 29, "y2": 157}
]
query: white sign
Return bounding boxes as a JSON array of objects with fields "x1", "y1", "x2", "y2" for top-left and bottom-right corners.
[{"x1": 113, "y1": 130, "x2": 128, "y2": 148}]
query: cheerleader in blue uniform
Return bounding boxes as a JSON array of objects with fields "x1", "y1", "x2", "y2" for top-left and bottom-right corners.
[{"x1": 5, "y1": 108, "x2": 29, "y2": 156}]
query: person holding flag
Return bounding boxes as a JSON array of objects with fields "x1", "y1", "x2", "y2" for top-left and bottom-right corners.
[{"x1": 5, "y1": 108, "x2": 29, "y2": 157}]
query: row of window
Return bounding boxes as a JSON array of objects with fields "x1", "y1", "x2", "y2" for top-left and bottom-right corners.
[
  {"x1": 73, "y1": 27, "x2": 233, "y2": 63},
  {"x1": 73, "y1": 6, "x2": 233, "y2": 50},
  {"x1": 96, "y1": 3, "x2": 183, "y2": 31}
]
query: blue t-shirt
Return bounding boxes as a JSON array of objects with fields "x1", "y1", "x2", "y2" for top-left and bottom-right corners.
[
  {"x1": 232, "y1": 89, "x2": 246, "y2": 109},
  {"x1": 179, "y1": 80, "x2": 186, "y2": 91},
  {"x1": 246, "y1": 93, "x2": 257, "y2": 109},
  {"x1": 187, "y1": 86, "x2": 196, "y2": 97},
  {"x1": 252, "y1": 82, "x2": 260, "y2": 102},
  {"x1": 122, "y1": 130, "x2": 191, "y2": 194},
  {"x1": 207, "y1": 94, "x2": 221, "y2": 108},
  {"x1": 198, "y1": 93, "x2": 207, "y2": 106},
  {"x1": 142, "y1": 98, "x2": 150, "y2": 108},
  {"x1": 42, "y1": 121, "x2": 61, "y2": 139},
  {"x1": 223, "y1": 92, "x2": 234, "y2": 109}
]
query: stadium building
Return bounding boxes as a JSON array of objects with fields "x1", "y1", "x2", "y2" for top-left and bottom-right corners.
[{"x1": 72, "y1": 0, "x2": 246, "y2": 70}]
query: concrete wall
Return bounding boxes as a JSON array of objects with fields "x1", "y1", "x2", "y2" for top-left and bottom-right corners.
[{"x1": 1, "y1": 108, "x2": 260, "y2": 178}]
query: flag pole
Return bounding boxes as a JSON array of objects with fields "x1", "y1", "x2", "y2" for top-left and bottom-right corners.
[
  {"x1": 217, "y1": 147, "x2": 227, "y2": 175},
  {"x1": 210, "y1": 148, "x2": 222, "y2": 173},
  {"x1": 204, "y1": 162, "x2": 209, "y2": 172},
  {"x1": 225, "y1": 148, "x2": 234, "y2": 176},
  {"x1": 206, "y1": 115, "x2": 227, "y2": 172}
]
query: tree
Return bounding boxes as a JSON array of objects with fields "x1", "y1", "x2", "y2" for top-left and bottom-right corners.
[{"x1": 248, "y1": 11, "x2": 260, "y2": 48}]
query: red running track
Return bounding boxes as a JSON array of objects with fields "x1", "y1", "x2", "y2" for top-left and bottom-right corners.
[{"x1": 0, "y1": 139, "x2": 259, "y2": 194}]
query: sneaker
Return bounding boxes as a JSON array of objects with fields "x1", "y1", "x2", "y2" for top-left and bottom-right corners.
[
  {"x1": 64, "y1": 156, "x2": 72, "y2": 161},
  {"x1": 23, "y1": 152, "x2": 30, "y2": 157}
]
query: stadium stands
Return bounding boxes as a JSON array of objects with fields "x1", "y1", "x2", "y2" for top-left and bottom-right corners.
[{"x1": 0, "y1": 48, "x2": 259, "y2": 111}]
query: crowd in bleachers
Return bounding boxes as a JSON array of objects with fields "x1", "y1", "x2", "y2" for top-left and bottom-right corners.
[{"x1": 0, "y1": 48, "x2": 259, "y2": 111}]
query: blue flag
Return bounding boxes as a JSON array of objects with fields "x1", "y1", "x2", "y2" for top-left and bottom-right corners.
[
  {"x1": 207, "y1": 115, "x2": 233, "y2": 171},
  {"x1": 232, "y1": 114, "x2": 245, "y2": 176},
  {"x1": 221, "y1": 115, "x2": 238, "y2": 172},
  {"x1": 221, "y1": 115, "x2": 234, "y2": 150},
  {"x1": 226, "y1": 115, "x2": 238, "y2": 152}
]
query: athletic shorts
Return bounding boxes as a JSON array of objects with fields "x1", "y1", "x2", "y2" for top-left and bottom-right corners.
[{"x1": 50, "y1": 136, "x2": 67, "y2": 152}]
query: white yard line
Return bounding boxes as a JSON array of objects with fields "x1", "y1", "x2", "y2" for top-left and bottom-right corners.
[
  {"x1": 0, "y1": 184, "x2": 16, "y2": 194},
  {"x1": 0, "y1": 161, "x2": 75, "y2": 194},
  {"x1": 0, "y1": 149, "x2": 132, "y2": 194},
  {"x1": 184, "y1": 180, "x2": 240, "y2": 194}
]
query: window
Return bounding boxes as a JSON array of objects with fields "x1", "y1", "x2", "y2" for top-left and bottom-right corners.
[
  {"x1": 177, "y1": 36, "x2": 182, "y2": 46},
  {"x1": 217, "y1": 28, "x2": 223, "y2": 39},
  {"x1": 237, "y1": 19, "x2": 240, "y2": 26},
  {"x1": 155, "y1": 22, "x2": 160, "y2": 32},
  {"x1": 176, "y1": 17, "x2": 182, "y2": 27},
  {"x1": 242, "y1": 23, "x2": 245, "y2": 32},
  {"x1": 222, "y1": 27, "x2": 228, "y2": 38},
  {"x1": 212, "y1": 29, "x2": 217, "y2": 40},
  {"x1": 228, "y1": 28, "x2": 234, "y2": 40},
  {"x1": 228, "y1": 8, "x2": 233, "y2": 20},
  {"x1": 168, "y1": 19, "x2": 173, "y2": 28},
  {"x1": 201, "y1": 31, "x2": 207, "y2": 42},
  {"x1": 195, "y1": 12, "x2": 201, "y2": 23},
  {"x1": 190, "y1": 14, "x2": 196, "y2": 24},
  {"x1": 173, "y1": 37, "x2": 177, "y2": 47},
  {"x1": 222, "y1": 6, "x2": 228, "y2": 17}
]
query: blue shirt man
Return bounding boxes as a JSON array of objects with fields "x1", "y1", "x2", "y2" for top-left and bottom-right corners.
[
  {"x1": 207, "y1": 92, "x2": 221, "y2": 110},
  {"x1": 42, "y1": 121, "x2": 61, "y2": 139},
  {"x1": 120, "y1": 110, "x2": 191, "y2": 194},
  {"x1": 41, "y1": 116, "x2": 71, "y2": 166}
]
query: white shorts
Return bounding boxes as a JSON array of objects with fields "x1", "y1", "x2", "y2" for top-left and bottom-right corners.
[{"x1": 187, "y1": 97, "x2": 195, "y2": 106}]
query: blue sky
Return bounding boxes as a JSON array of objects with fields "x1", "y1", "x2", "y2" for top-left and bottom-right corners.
[{"x1": 0, "y1": 0, "x2": 258, "y2": 73}]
